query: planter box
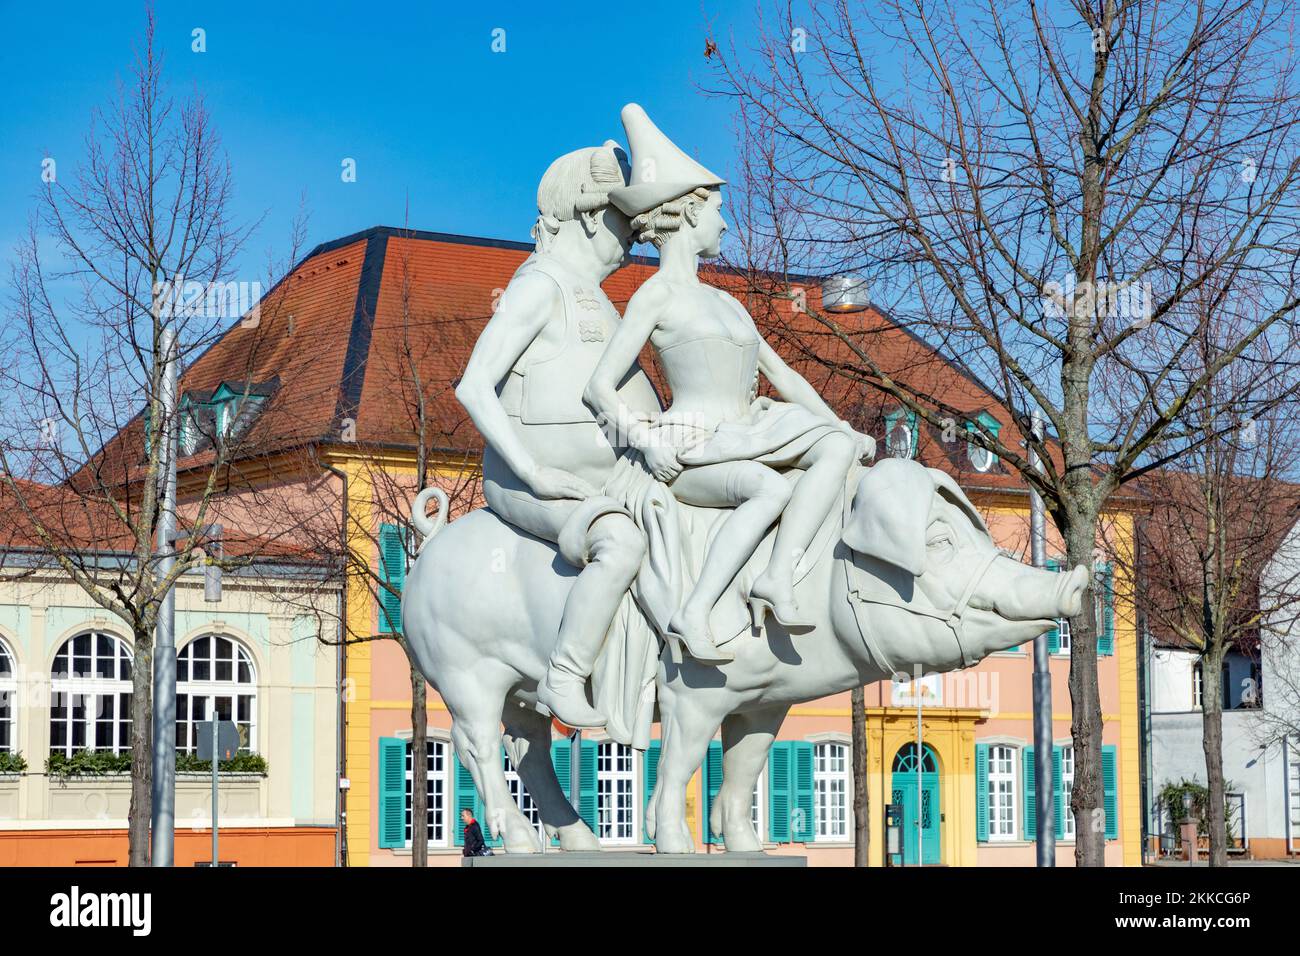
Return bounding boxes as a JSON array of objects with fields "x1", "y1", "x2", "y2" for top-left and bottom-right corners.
[
  {"x1": 47, "y1": 775, "x2": 132, "y2": 820},
  {"x1": 177, "y1": 774, "x2": 265, "y2": 822},
  {"x1": 0, "y1": 774, "x2": 19, "y2": 819},
  {"x1": 43, "y1": 773, "x2": 266, "y2": 823}
]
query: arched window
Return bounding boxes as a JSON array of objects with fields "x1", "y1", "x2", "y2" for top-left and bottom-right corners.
[
  {"x1": 892, "y1": 742, "x2": 939, "y2": 774},
  {"x1": 0, "y1": 638, "x2": 16, "y2": 754},
  {"x1": 884, "y1": 408, "x2": 918, "y2": 460},
  {"x1": 50, "y1": 632, "x2": 133, "y2": 755},
  {"x1": 176, "y1": 635, "x2": 257, "y2": 754}
]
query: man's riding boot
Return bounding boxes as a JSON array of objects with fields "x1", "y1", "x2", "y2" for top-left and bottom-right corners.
[{"x1": 537, "y1": 625, "x2": 607, "y2": 729}]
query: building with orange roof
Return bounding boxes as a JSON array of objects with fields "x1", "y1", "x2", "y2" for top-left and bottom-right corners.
[{"x1": 57, "y1": 225, "x2": 1148, "y2": 866}]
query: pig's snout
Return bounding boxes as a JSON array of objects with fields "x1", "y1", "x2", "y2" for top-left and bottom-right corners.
[
  {"x1": 1056, "y1": 565, "x2": 1089, "y2": 618},
  {"x1": 976, "y1": 557, "x2": 1091, "y2": 622}
]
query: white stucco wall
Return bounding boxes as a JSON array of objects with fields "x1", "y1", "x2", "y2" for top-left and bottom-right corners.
[
  {"x1": 1151, "y1": 647, "x2": 1198, "y2": 713},
  {"x1": 1149, "y1": 709, "x2": 1291, "y2": 845}
]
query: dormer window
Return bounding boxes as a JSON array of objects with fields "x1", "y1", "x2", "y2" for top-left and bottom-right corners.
[
  {"x1": 965, "y1": 411, "x2": 1001, "y2": 473},
  {"x1": 208, "y1": 383, "x2": 270, "y2": 443},
  {"x1": 884, "y1": 407, "x2": 918, "y2": 459},
  {"x1": 168, "y1": 381, "x2": 274, "y2": 459}
]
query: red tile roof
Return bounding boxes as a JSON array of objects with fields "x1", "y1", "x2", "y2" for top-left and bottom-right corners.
[{"x1": 86, "y1": 225, "x2": 1131, "y2": 504}]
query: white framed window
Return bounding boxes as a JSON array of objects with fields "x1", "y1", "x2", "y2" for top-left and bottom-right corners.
[
  {"x1": 215, "y1": 399, "x2": 234, "y2": 437},
  {"x1": 596, "y1": 741, "x2": 637, "y2": 844},
  {"x1": 178, "y1": 402, "x2": 201, "y2": 456},
  {"x1": 49, "y1": 632, "x2": 133, "y2": 756},
  {"x1": 404, "y1": 738, "x2": 449, "y2": 848},
  {"x1": 1056, "y1": 616, "x2": 1071, "y2": 654},
  {"x1": 176, "y1": 635, "x2": 257, "y2": 754},
  {"x1": 968, "y1": 442, "x2": 995, "y2": 472},
  {"x1": 1061, "y1": 745, "x2": 1076, "y2": 840},
  {"x1": 813, "y1": 742, "x2": 850, "y2": 841},
  {"x1": 966, "y1": 413, "x2": 1001, "y2": 473},
  {"x1": 1287, "y1": 739, "x2": 1299, "y2": 854},
  {"x1": 887, "y1": 421, "x2": 914, "y2": 459},
  {"x1": 1193, "y1": 663, "x2": 1204, "y2": 710},
  {"x1": 0, "y1": 638, "x2": 16, "y2": 754},
  {"x1": 503, "y1": 752, "x2": 543, "y2": 839},
  {"x1": 987, "y1": 745, "x2": 1018, "y2": 840}
]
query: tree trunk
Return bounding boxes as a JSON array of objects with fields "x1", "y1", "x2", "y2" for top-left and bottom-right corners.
[
  {"x1": 410, "y1": 663, "x2": 428, "y2": 867},
  {"x1": 851, "y1": 685, "x2": 869, "y2": 867},
  {"x1": 1064, "y1": 505, "x2": 1107, "y2": 866},
  {"x1": 127, "y1": 625, "x2": 154, "y2": 866},
  {"x1": 1200, "y1": 650, "x2": 1229, "y2": 866}
]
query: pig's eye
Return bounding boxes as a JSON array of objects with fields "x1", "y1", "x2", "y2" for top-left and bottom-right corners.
[{"x1": 926, "y1": 527, "x2": 954, "y2": 552}]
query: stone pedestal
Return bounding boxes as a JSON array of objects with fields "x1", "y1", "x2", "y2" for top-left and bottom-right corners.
[{"x1": 463, "y1": 851, "x2": 806, "y2": 867}]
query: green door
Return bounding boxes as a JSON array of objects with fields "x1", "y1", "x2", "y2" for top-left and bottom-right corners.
[{"x1": 891, "y1": 743, "x2": 940, "y2": 865}]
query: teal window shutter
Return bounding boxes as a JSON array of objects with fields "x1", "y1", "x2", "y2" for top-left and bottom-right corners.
[
  {"x1": 1102, "y1": 745, "x2": 1118, "y2": 840},
  {"x1": 578, "y1": 740, "x2": 598, "y2": 833},
  {"x1": 377, "y1": 737, "x2": 406, "y2": 849},
  {"x1": 768, "y1": 742, "x2": 792, "y2": 843},
  {"x1": 703, "y1": 741, "x2": 724, "y2": 844},
  {"x1": 552, "y1": 740, "x2": 572, "y2": 801},
  {"x1": 378, "y1": 523, "x2": 407, "y2": 634},
  {"x1": 551, "y1": 741, "x2": 571, "y2": 847},
  {"x1": 1052, "y1": 746, "x2": 1065, "y2": 840},
  {"x1": 975, "y1": 743, "x2": 989, "y2": 843},
  {"x1": 453, "y1": 753, "x2": 480, "y2": 846},
  {"x1": 791, "y1": 742, "x2": 814, "y2": 842},
  {"x1": 1022, "y1": 747, "x2": 1036, "y2": 841},
  {"x1": 643, "y1": 741, "x2": 660, "y2": 843},
  {"x1": 1097, "y1": 565, "x2": 1115, "y2": 656}
]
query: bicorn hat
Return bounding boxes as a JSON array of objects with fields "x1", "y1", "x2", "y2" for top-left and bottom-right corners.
[{"x1": 607, "y1": 103, "x2": 725, "y2": 217}]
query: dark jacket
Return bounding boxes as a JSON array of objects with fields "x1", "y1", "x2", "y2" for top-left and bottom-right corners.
[{"x1": 462, "y1": 818, "x2": 486, "y2": 857}]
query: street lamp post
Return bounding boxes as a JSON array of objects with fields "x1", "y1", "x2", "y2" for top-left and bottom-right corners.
[
  {"x1": 1029, "y1": 410, "x2": 1056, "y2": 866},
  {"x1": 150, "y1": 326, "x2": 178, "y2": 867}
]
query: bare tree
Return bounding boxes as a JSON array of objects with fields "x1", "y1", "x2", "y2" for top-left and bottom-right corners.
[
  {"x1": 851, "y1": 685, "x2": 869, "y2": 866},
  {"x1": 265, "y1": 236, "x2": 484, "y2": 865},
  {"x1": 0, "y1": 12, "x2": 303, "y2": 865},
  {"x1": 1114, "y1": 325, "x2": 1300, "y2": 864},
  {"x1": 710, "y1": 0, "x2": 1300, "y2": 865}
]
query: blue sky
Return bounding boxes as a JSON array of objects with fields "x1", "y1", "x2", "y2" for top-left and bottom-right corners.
[{"x1": 0, "y1": 0, "x2": 751, "y2": 282}]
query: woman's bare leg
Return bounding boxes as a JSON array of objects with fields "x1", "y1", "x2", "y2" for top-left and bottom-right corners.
[
  {"x1": 668, "y1": 461, "x2": 790, "y2": 661},
  {"x1": 752, "y1": 431, "x2": 857, "y2": 624}
]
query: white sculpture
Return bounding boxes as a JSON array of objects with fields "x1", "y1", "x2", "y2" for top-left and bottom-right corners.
[
  {"x1": 587, "y1": 104, "x2": 873, "y2": 663},
  {"x1": 453, "y1": 140, "x2": 660, "y2": 732},
  {"x1": 402, "y1": 105, "x2": 1090, "y2": 855}
]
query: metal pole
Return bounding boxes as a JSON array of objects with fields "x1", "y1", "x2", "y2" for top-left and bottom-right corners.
[
  {"x1": 915, "y1": 676, "x2": 922, "y2": 866},
  {"x1": 211, "y1": 716, "x2": 219, "y2": 865},
  {"x1": 150, "y1": 325, "x2": 178, "y2": 867},
  {"x1": 570, "y1": 729, "x2": 582, "y2": 842},
  {"x1": 1029, "y1": 410, "x2": 1056, "y2": 867}
]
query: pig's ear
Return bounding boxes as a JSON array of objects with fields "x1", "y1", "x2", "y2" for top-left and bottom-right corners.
[
  {"x1": 842, "y1": 458, "x2": 934, "y2": 576},
  {"x1": 927, "y1": 468, "x2": 990, "y2": 538}
]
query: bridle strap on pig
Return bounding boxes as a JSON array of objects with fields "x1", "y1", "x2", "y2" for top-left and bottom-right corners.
[{"x1": 851, "y1": 549, "x2": 1000, "y2": 669}]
